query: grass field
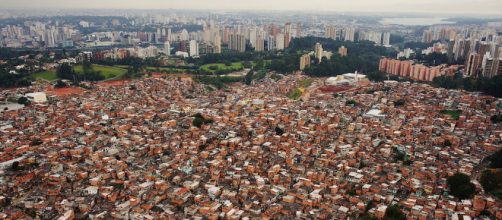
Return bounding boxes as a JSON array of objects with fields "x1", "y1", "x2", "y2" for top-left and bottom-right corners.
[
  {"x1": 33, "y1": 71, "x2": 58, "y2": 81},
  {"x1": 299, "y1": 78, "x2": 314, "y2": 88},
  {"x1": 200, "y1": 62, "x2": 245, "y2": 74},
  {"x1": 74, "y1": 65, "x2": 127, "y2": 80},
  {"x1": 287, "y1": 88, "x2": 303, "y2": 100},
  {"x1": 440, "y1": 110, "x2": 462, "y2": 120}
]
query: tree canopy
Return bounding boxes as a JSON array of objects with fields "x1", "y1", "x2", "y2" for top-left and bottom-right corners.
[
  {"x1": 447, "y1": 173, "x2": 476, "y2": 200},
  {"x1": 383, "y1": 205, "x2": 406, "y2": 220},
  {"x1": 432, "y1": 75, "x2": 502, "y2": 98}
]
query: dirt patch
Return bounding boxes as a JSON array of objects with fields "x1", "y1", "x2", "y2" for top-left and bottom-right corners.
[
  {"x1": 318, "y1": 85, "x2": 354, "y2": 93},
  {"x1": 46, "y1": 86, "x2": 85, "y2": 96}
]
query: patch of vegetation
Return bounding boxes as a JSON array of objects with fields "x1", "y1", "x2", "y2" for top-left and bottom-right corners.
[
  {"x1": 480, "y1": 149, "x2": 502, "y2": 199},
  {"x1": 447, "y1": 173, "x2": 476, "y2": 200},
  {"x1": 200, "y1": 62, "x2": 245, "y2": 74},
  {"x1": 491, "y1": 114, "x2": 502, "y2": 124},
  {"x1": 253, "y1": 70, "x2": 268, "y2": 81},
  {"x1": 481, "y1": 169, "x2": 502, "y2": 199},
  {"x1": 275, "y1": 126, "x2": 285, "y2": 136},
  {"x1": 480, "y1": 209, "x2": 491, "y2": 217},
  {"x1": 30, "y1": 138, "x2": 43, "y2": 146},
  {"x1": 298, "y1": 78, "x2": 314, "y2": 88},
  {"x1": 394, "y1": 99, "x2": 406, "y2": 106},
  {"x1": 54, "y1": 80, "x2": 67, "y2": 88},
  {"x1": 290, "y1": 37, "x2": 396, "y2": 77},
  {"x1": 365, "y1": 200, "x2": 376, "y2": 213},
  {"x1": 440, "y1": 109, "x2": 462, "y2": 120},
  {"x1": 17, "y1": 97, "x2": 30, "y2": 105},
  {"x1": 488, "y1": 149, "x2": 502, "y2": 169},
  {"x1": 74, "y1": 64, "x2": 127, "y2": 80},
  {"x1": 33, "y1": 71, "x2": 58, "y2": 81},
  {"x1": 192, "y1": 113, "x2": 214, "y2": 128},
  {"x1": 432, "y1": 74, "x2": 502, "y2": 98},
  {"x1": 269, "y1": 73, "x2": 283, "y2": 81},
  {"x1": 360, "y1": 214, "x2": 378, "y2": 220},
  {"x1": 345, "y1": 100, "x2": 357, "y2": 106},
  {"x1": 384, "y1": 205, "x2": 406, "y2": 220},
  {"x1": 244, "y1": 71, "x2": 254, "y2": 85},
  {"x1": 287, "y1": 88, "x2": 303, "y2": 100}
]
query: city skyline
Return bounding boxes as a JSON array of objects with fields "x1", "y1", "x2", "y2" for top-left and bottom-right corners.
[{"x1": 2, "y1": 0, "x2": 502, "y2": 15}]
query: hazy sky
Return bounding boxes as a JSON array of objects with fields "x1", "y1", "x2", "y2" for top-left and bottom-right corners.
[{"x1": 2, "y1": 0, "x2": 502, "y2": 15}]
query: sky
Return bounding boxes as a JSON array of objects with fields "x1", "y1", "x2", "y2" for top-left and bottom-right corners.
[{"x1": 2, "y1": 0, "x2": 502, "y2": 15}]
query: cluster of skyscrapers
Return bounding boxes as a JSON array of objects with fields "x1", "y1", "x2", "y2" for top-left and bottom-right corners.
[{"x1": 324, "y1": 26, "x2": 390, "y2": 46}]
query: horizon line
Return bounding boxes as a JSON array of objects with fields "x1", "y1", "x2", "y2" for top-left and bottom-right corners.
[{"x1": 1, "y1": 7, "x2": 502, "y2": 17}]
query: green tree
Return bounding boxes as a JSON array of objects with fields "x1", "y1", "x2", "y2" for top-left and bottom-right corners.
[
  {"x1": 56, "y1": 63, "x2": 75, "y2": 81},
  {"x1": 480, "y1": 170, "x2": 498, "y2": 192},
  {"x1": 54, "y1": 80, "x2": 67, "y2": 88},
  {"x1": 443, "y1": 140, "x2": 452, "y2": 147},
  {"x1": 17, "y1": 97, "x2": 30, "y2": 105},
  {"x1": 275, "y1": 126, "x2": 285, "y2": 136},
  {"x1": 242, "y1": 61, "x2": 253, "y2": 69},
  {"x1": 447, "y1": 173, "x2": 476, "y2": 200},
  {"x1": 30, "y1": 138, "x2": 43, "y2": 146},
  {"x1": 491, "y1": 115, "x2": 502, "y2": 124},
  {"x1": 192, "y1": 116, "x2": 204, "y2": 128},
  {"x1": 366, "y1": 71, "x2": 387, "y2": 82},
  {"x1": 384, "y1": 205, "x2": 406, "y2": 220},
  {"x1": 254, "y1": 59, "x2": 265, "y2": 70},
  {"x1": 346, "y1": 100, "x2": 357, "y2": 106},
  {"x1": 245, "y1": 71, "x2": 254, "y2": 85},
  {"x1": 365, "y1": 200, "x2": 375, "y2": 213},
  {"x1": 82, "y1": 61, "x2": 104, "y2": 81},
  {"x1": 10, "y1": 161, "x2": 20, "y2": 171},
  {"x1": 488, "y1": 149, "x2": 502, "y2": 168},
  {"x1": 394, "y1": 99, "x2": 405, "y2": 106}
]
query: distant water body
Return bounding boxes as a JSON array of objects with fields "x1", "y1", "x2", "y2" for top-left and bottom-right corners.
[{"x1": 380, "y1": 17, "x2": 455, "y2": 26}]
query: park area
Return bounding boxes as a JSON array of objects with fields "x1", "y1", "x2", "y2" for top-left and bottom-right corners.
[
  {"x1": 200, "y1": 62, "x2": 247, "y2": 74},
  {"x1": 33, "y1": 71, "x2": 58, "y2": 81},
  {"x1": 74, "y1": 65, "x2": 127, "y2": 79},
  {"x1": 33, "y1": 65, "x2": 127, "y2": 82}
]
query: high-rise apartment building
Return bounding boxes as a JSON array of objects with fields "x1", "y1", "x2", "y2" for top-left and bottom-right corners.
[
  {"x1": 164, "y1": 41, "x2": 171, "y2": 55},
  {"x1": 338, "y1": 46, "x2": 348, "y2": 57},
  {"x1": 213, "y1": 35, "x2": 221, "y2": 54},
  {"x1": 300, "y1": 54, "x2": 311, "y2": 70},
  {"x1": 189, "y1": 40, "x2": 199, "y2": 57},
  {"x1": 275, "y1": 33, "x2": 285, "y2": 50},
  {"x1": 366, "y1": 31, "x2": 382, "y2": 45},
  {"x1": 296, "y1": 23, "x2": 302, "y2": 38},
  {"x1": 465, "y1": 53, "x2": 482, "y2": 77},
  {"x1": 255, "y1": 34, "x2": 265, "y2": 52},
  {"x1": 344, "y1": 28, "x2": 355, "y2": 42},
  {"x1": 284, "y1": 23, "x2": 292, "y2": 48},
  {"x1": 482, "y1": 53, "x2": 502, "y2": 78},
  {"x1": 422, "y1": 30, "x2": 433, "y2": 43},
  {"x1": 267, "y1": 36, "x2": 275, "y2": 51},
  {"x1": 382, "y1": 32, "x2": 391, "y2": 46},
  {"x1": 248, "y1": 28, "x2": 257, "y2": 49},
  {"x1": 325, "y1": 26, "x2": 336, "y2": 40},
  {"x1": 229, "y1": 33, "x2": 246, "y2": 52},
  {"x1": 315, "y1": 43, "x2": 324, "y2": 63}
]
